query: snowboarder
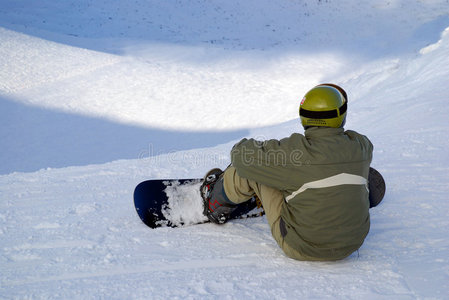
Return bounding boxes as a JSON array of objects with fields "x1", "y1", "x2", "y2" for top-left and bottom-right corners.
[{"x1": 201, "y1": 84, "x2": 376, "y2": 261}]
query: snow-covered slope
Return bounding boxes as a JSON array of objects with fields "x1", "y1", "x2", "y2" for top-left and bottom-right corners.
[{"x1": 1, "y1": 1, "x2": 449, "y2": 298}]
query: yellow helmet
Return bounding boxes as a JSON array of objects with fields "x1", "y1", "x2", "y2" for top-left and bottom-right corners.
[{"x1": 299, "y1": 84, "x2": 347, "y2": 128}]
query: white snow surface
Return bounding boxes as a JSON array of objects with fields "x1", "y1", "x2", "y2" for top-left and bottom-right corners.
[
  {"x1": 1, "y1": 0, "x2": 449, "y2": 298},
  {"x1": 161, "y1": 180, "x2": 208, "y2": 227}
]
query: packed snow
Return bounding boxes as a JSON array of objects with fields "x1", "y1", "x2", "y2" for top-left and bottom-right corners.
[
  {"x1": 1, "y1": 0, "x2": 449, "y2": 299},
  {"x1": 161, "y1": 180, "x2": 207, "y2": 227}
]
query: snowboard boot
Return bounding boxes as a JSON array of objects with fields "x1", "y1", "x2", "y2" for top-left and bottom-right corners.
[{"x1": 200, "y1": 168, "x2": 238, "y2": 224}]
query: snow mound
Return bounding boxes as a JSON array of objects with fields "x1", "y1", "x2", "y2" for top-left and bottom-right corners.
[{"x1": 420, "y1": 25, "x2": 449, "y2": 54}]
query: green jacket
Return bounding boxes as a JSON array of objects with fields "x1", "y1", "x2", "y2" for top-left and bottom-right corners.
[{"x1": 231, "y1": 127, "x2": 373, "y2": 260}]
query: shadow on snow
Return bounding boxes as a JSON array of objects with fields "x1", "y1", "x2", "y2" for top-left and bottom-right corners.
[{"x1": 0, "y1": 96, "x2": 248, "y2": 175}]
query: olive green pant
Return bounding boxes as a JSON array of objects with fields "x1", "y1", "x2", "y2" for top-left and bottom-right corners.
[{"x1": 223, "y1": 166, "x2": 308, "y2": 260}]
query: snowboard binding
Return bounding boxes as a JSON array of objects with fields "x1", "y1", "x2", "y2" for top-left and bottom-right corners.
[{"x1": 200, "y1": 168, "x2": 238, "y2": 224}]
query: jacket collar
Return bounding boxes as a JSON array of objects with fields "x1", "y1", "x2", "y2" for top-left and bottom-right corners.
[{"x1": 304, "y1": 127, "x2": 344, "y2": 138}]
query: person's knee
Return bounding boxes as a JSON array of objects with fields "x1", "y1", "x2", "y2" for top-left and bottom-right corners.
[{"x1": 222, "y1": 167, "x2": 254, "y2": 203}]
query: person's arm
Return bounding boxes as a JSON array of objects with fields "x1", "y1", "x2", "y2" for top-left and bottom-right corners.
[{"x1": 230, "y1": 135, "x2": 305, "y2": 190}]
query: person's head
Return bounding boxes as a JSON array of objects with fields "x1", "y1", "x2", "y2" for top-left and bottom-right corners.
[{"x1": 299, "y1": 83, "x2": 347, "y2": 129}]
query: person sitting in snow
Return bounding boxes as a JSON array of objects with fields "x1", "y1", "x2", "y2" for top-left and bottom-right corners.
[{"x1": 200, "y1": 83, "x2": 381, "y2": 261}]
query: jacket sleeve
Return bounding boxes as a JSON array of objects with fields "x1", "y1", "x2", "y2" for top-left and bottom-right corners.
[{"x1": 230, "y1": 135, "x2": 304, "y2": 190}]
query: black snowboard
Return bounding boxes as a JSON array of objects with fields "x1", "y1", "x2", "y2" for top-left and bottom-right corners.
[
  {"x1": 368, "y1": 167, "x2": 386, "y2": 208},
  {"x1": 133, "y1": 179, "x2": 263, "y2": 229},
  {"x1": 134, "y1": 168, "x2": 385, "y2": 229}
]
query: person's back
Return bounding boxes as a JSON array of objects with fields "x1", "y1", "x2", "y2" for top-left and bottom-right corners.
[{"x1": 279, "y1": 128, "x2": 372, "y2": 260}]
